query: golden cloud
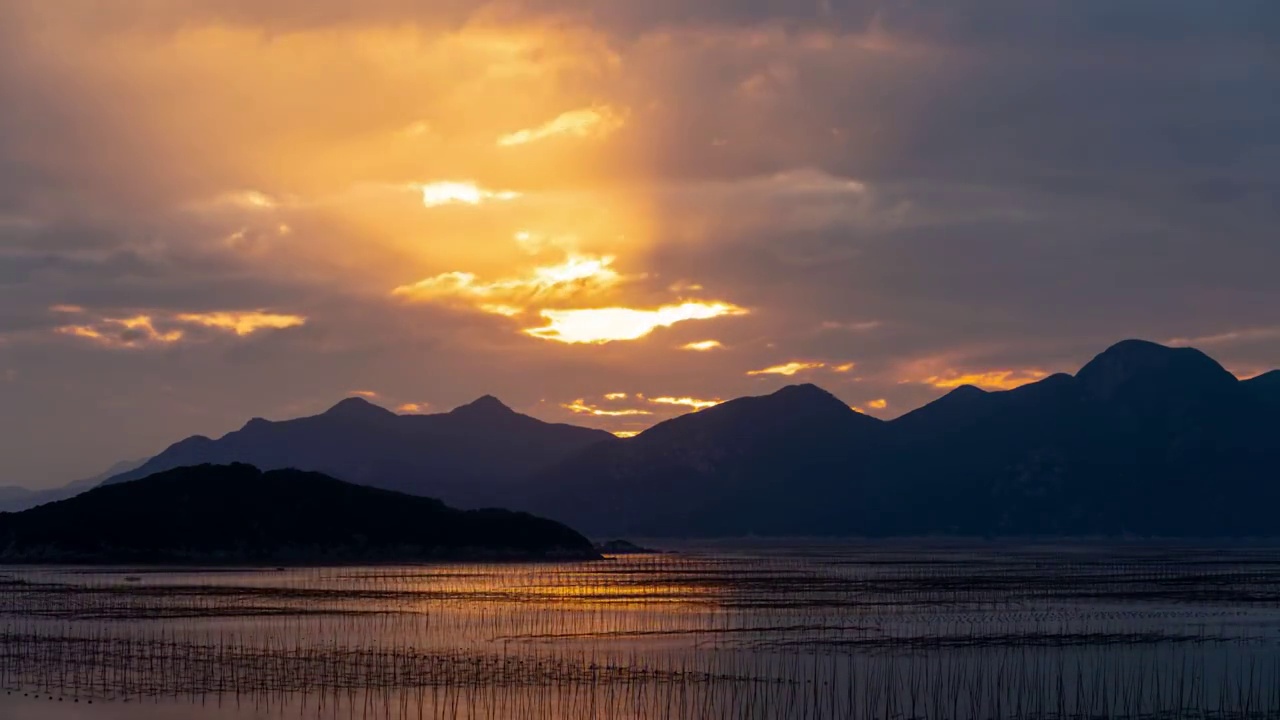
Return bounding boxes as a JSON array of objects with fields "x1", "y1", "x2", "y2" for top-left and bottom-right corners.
[
  {"x1": 349, "y1": 390, "x2": 380, "y2": 399},
  {"x1": 604, "y1": 392, "x2": 629, "y2": 400},
  {"x1": 497, "y1": 105, "x2": 626, "y2": 147},
  {"x1": 54, "y1": 308, "x2": 306, "y2": 348},
  {"x1": 613, "y1": 430, "x2": 641, "y2": 438},
  {"x1": 747, "y1": 361, "x2": 826, "y2": 376},
  {"x1": 867, "y1": 398, "x2": 888, "y2": 409},
  {"x1": 648, "y1": 396, "x2": 722, "y2": 410},
  {"x1": 174, "y1": 311, "x2": 307, "y2": 336},
  {"x1": 397, "y1": 402, "x2": 429, "y2": 413},
  {"x1": 418, "y1": 181, "x2": 521, "y2": 208},
  {"x1": 681, "y1": 340, "x2": 724, "y2": 351},
  {"x1": 526, "y1": 302, "x2": 748, "y2": 344},
  {"x1": 832, "y1": 362, "x2": 856, "y2": 373},
  {"x1": 924, "y1": 370, "x2": 1049, "y2": 391},
  {"x1": 55, "y1": 315, "x2": 184, "y2": 349},
  {"x1": 562, "y1": 399, "x2": 652, "y2": 416},
  {"x1": 393, "y1": 253, "x2": 622, "y2": 313}
]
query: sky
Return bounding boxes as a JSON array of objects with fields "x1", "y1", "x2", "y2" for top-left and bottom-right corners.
[{"x1": 1, "y1": 0, "x2": 1277, "y2": 488}]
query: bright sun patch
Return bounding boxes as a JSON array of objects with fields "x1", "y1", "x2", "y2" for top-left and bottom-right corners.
[
  {"x1": 681, "y1": 340, "x2": 724, "y2": 351},
  {"x1": 419, "y1": 181, "x2": 520, "y2": 208},
  {"x1": 526, "y1": 302, "x2": 748, "y2": 344}
]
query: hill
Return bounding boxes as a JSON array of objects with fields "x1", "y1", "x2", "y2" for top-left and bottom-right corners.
[
  {"x1": 0, "y1": 464, "x2": 597, "y2": 563},
  {"x1": 515, "y1": 384, "x2": 887, "y2": 536},
  {"x1": 0, "y1": 458, "x2": 146, "y2": 513},
  {"x1": 103, "y1": 397, "x2": 616, "y2": 508}
]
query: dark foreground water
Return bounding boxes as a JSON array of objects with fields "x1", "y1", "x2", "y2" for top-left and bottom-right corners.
[{"x1": 4, "y1": 543, "x2": 1280, "y2": 719}]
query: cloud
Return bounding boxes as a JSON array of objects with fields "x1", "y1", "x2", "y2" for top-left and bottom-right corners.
[
  {"x1": 603, "y1": 392, "x2": 629, "y2": 400},
  {"x1": 867, "y1": 398, "x2": 887, "y2": 409},
  {"x1": 921, "y1": 370, "x2": 1050, "y2": 391},
  {"x1": 648, "y1": 396, "x2": 721, "y2": 410},
  {"x1": 747, "y1": 361, "x2": 826, "y2": 376},
  {"x1": 497, "y1": 105, "x2": 626, "y2": 147},
  {"x1": 526, "y1": 301, "x2": 747, "y2": 344},
  {"x1": 349, "y1": 390, "x2": 379, "y2": 398},
  {"x1": 174, "y1": 311, "x2": 306, "y2": 336},
  {"x1": 54, "y1": 315, "x2": 184, "y2": 349},
  {"x1": 397, "y1": 402, "x2": 429, "y2": 413},
  {"x1": 0, "y1": 0, "x2": 1277, "y2": 486},
  {"x1": 562, "y1": 398, "x2": 652, "y2": 416},
  {"x1": 393, "y1": 253, "x2": 624, "y2": 316},
  {"x1": 681, "y1": 340, "x2": 724, "y2": 351},
  {"x1": 52, "y1": 309, "x2": 307, "y2": 349},
  {"x1": 418, "y1": 181, "x2": 521, "y2": 208}
]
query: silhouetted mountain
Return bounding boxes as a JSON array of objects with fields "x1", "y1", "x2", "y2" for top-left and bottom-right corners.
[
  {"x1": 1, "y1": 464, "x2": 596, "y2": 563},
  {"x1": 0, "y1": 458, "x2": 146, "y2": 513},
  {"x1": 515, "y1": 384, "x2": 886, "y2": 536},
  {"x1": 1246, "y1": 370, "x2": 1280, "y2": 405},
  {"x1": 522, "y1": 340, "x2": 1280, "y2": 537},
  {"x1": 103, "y1": 397, "x2": 616, "y2": 508}
]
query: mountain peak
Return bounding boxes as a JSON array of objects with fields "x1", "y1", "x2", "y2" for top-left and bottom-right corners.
[
  {"x1": 769, "y1": 383, "x2": 846, "y2": 405},
  {"x1": 449, "y1": 394, "x2": 515, "y2": 418},
  {"x1": 322, "y1": 396, "x2": 396, "y2": 420},
  {"x1": 1075, "y1": 338, "x2": 1236, "y2": 400}
]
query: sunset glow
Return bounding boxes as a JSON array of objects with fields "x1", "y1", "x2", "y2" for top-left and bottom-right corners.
[
  {"x1": 419, "y1": 182, "x2": 520, "y2": 208},
  {"x1": 497, "y1": 106, "x2": 626, "y2": 147},
  {"x1": 175, "y1": 312, "x2": 307, "y2": 336},
  {"x1": 393, "y1": 254, "x2": 622, "y2": 314},
  {"x1": 526, "y1": 302, "x2": 748, "y2": 344},
  {"x1": 924, "y1": 370, "x2": 1050, "y2": 391},
  {"x1": 681, "y1": 340, "x2": 725, "y2": 351},
  {"x1": 648, "y1": 396, "x2": 722, "y2": 410},
  {"x1": 562, "y1": 399, "x2": 652, "y2": 416},
  {"x1": 748, "y1": 361, "x2": 826, "y2": 377}
]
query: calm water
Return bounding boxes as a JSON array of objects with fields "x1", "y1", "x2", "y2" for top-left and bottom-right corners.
[{"x1": 4, "y1": 543, "x2": 1280, "y2": 719}]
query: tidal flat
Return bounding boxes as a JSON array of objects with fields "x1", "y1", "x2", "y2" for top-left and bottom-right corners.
[{"x1": 4, "y1": 543, "x2": 1280, "y2": 719}]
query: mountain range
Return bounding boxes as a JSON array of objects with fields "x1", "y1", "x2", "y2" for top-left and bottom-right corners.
[
  {"x1": 103, "y1": 395, "x2": 614, "y2": 509},
  {"x1": 72, "y1": 338, "x2": 1280, "y2": 537}
]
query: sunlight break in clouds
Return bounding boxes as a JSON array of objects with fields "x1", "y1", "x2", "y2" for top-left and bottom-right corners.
[
  {"x1": 613, "y1": 431, "x2": 640, "y2": 438},
  {"x1": 562, "y1": 399, "x2": 652, "y2": 416},
  {"x1": 649, "y1": 396, "x2": 722, "y2": 410},
  {"x1": 924, "y1": 370, "x2": 1049, "y2": 391},
  {"x1": 497, "y1": 106, "x2": 626, "y2": 147},
  {"x1": 526, "y1": 302, "x2": 748, "y2": 344},
  {"x1": 682, "y1": 340, "x2": 724, "y2": 351},
  {"x1": 393, "y1": 254, "x2": 622, "y2": 314},
  {"x1": 419, "y1": 182, "x2": 520, "y2": 208},
  {"x1": 175, "y1": 312, "x2": 307, "y2": 336},
  {"x1": 747, "y1": 361, "x2": 826, "y2": 376}
]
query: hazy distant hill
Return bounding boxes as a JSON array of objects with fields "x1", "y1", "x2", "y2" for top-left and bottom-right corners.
[
  {"x1": 0, "y1": 458, "x2": 146, "y2": 513},
  {"x1": 103, "y1": 397, "x2": 616, "y2": 508},
  {"x1": 520, "y1": 340, "x2": 1280, "y2": 537},
  {"x1": 2, "y1": 464, "x2": 597, "y2": 563}
]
